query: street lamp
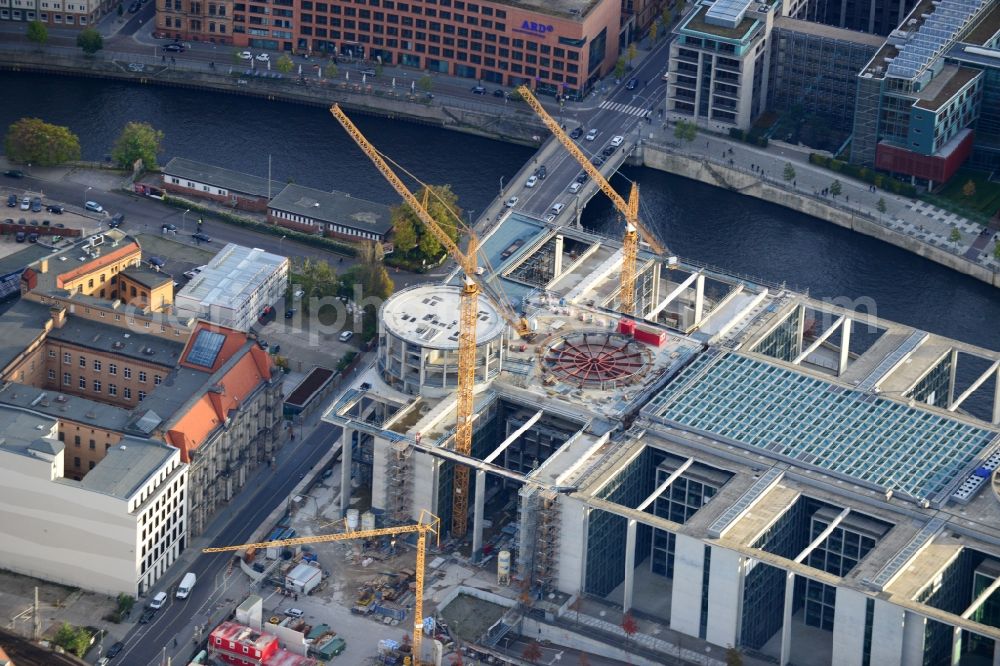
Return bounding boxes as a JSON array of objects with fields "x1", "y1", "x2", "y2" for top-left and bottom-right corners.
[
  {"x1": 85, "y1": 186, "x2": 92, "y2": 208},
  {"x1": 182, "y1": 208, "x2": 191, "y2": 231},
  {"x1": 279, "y1": 235, "x2": 287, "y2": 254}
]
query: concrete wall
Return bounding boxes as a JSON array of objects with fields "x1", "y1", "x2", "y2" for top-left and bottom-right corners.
[
  {"x1": 556, "y1": 499, "x2": 588, "y2": 596},
  {"x1": 0, "y1": 449, "x2": 139, "y2": 595},
  {"x1": 831, "y1": 587, "x2": 868, "y2": 666},
  {"x1": 870, "y1": 598, "x2": 907, "y2": 666},
  {"x1": 705, "y1": 545, "x2": 741, "y2": 648},
  {"x1": 670, "y1": 533, "x2": 705, "y2": 636},
  {"x1": 641, "y1": 145, "x2": 1000, "y2": 289}
]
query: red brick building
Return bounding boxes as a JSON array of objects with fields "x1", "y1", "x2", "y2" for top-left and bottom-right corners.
[
  {"x1": 208, "y1": 622, "x2": 319, "y2": 666},
  {"x1": 161, "y1": 157, "x2": 283, "y2": 213}
]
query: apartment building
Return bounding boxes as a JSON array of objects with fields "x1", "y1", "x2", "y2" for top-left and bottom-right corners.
[
  {"x1": 0, "y1": 0, "x2": 112, "y2": 29},
  {"x1": 0, "y1": 407, "x2": 187, "y2": 597}
]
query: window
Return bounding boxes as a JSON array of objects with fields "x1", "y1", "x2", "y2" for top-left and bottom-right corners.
[
  {"x1": 79, "y1": 376, "x2": 86, "y2": 389},
  {"x1": 124, "y1": 367, "x2": 132, "y2": 379},
  {"x1": 74, "y1": 435, "x2": 81, "y2": 446},
  {"x1": 89, "y1": 461, "x2": 96, "y2": 470},
  {"x1": 124, "y1": 387, "x2": 132, "y2": 400},
  {"x1": 48, "y1": 369, "x2": 55, "y2": 380},
  {"x1": 109, "y1": 363, "x2": 117, "y2": 375},
  {"x1": 93, "y1": 380, "x2": 101, "y2": 393},
  {"x1": 154, "y1": 374, "x2": 162, "y2": 385},
  {"x1": 89, "y1": 439, "x2": 96, "y2": 449},
  {"x1": 48, "y1": 349, "x2": 56, "y2": 358},
  {"x1": 79, "y1": 355, "x2": 86, "y2": 367},
  {"x1": 109, "y1": 383, "x2": 117, "y2": 396},
  {"x1": 138, "y1": 390, "x2": 146, "y2": 402},
  {"x1": 139, "y1": 371, "x2": 147, "y2": 383},
  {"x1": 63, "y1": 372, "x2": 71, "y2": 385},
  {"x1": 64, "y1": 352, "x2": 71, "y2": 364},
  {"x1": 74, "y1": 457, "x2": 81, "y2": 468},
  {"x1": 93, "y1": 359, "x2": 102, "y2": 372}
]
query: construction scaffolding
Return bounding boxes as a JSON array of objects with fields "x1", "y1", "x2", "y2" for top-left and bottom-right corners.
[
  {"x1": 386, "y1": 439, "x2": 414, "y2": 524},
  {"x1": 534, "y1": 491, "x2": 560, "y2": 594}
]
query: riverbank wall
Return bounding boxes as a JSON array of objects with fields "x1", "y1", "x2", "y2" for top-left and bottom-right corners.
[
  {"x1": 637, "y1": 142, "x2": 1000, "y2": 288},
  {"x1": 2, "y1": 50, "x2": 997, "y2": 288}
]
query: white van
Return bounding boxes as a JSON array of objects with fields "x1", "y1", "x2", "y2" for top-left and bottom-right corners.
[
  {"x1": 149, "y1": 592, "x2": 167, "y2": 609},
  {"x1": 585, "y1": 128, "x2": 599, "y2": 141},
  {"x1": 549, "y1": 203, "x2": 566, "y2": 216},
  {"x1": 568, "y1": 182, "x2": 582, "y2": 193},
  {"x1": 176, "y1": 572, "x2": 196, "y2": 599}
]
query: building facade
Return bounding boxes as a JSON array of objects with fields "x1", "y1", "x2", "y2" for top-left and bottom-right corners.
[
  {"x1": 161, "y1": 157, "x2": 282, "y2": 213},
  {"x1": 156, "y1": 0, "x2": 623, "y2": 97},
  {"x1": 0, "y1": 408, "x2": 187, "y2": 597},
  {"x1": 0, "y1": 0, "x2": 112, "y2": 28},
  {"x1": 268, "y1": 184, "x2": 392, "y2": 242}
]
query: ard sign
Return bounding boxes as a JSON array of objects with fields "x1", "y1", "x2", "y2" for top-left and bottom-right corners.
[{"x1": 515, "y1": 20, "x2": 555, "y2": 36}]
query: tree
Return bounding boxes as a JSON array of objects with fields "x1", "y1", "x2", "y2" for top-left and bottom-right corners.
[
  {"x1": 4, "y1": 117, "x2": 81, "y2": 166},
  {"x1": 76, "y1": 27, "x2": 103, "y2": 55},
  {"x1": 950, "y1": 227, "x2": 962, "y2": 245},
  {"x1": 725, "y1": 646, "x2": 744, "y2": 666},
  {"x1": 649, "y1": 20, "x2": 659, "y2": 44},
  {"x1": 994, "y1": 241, "x2": 1000, "y2": 261},
  {"x1": 348, "y1": 242, "x2": 394, "y2": 301},
  {"x1": 830, "y1": 179, "x2": 842, "y2": 197},
  {"x1": 418, "y1": 74, "x2": 433, "y2": 92},
  {"x1": 324, "y1": 62, "x2": 339, "y2": 78},
  {"x1": 662, "y1": 7, "x2": 673, "y2": 26},
  {"x1": 389, "y1": 184, "x2": 461, "y2": 264},
  {"x1": 876, "y1": 197, "x2": 887, "y2": 219},
  {"x1": 26, "y1": 20, "x2": 48, "y2": 46},
  {"x1": 53, "y1": 623, "x2": 92, "y2": 658},
  {"x1": 626, "y1": 43, "x2": 637, "y2": 65},
  {"x1": 621, "y1": 612, "x2": 638, "y2": 647},
  {"x1": 295, "y1": 258, "x2": 340, "y2": 309},
  {"x1": 674, "y1": 119, "x2": 697, "y2": 143},
  {"x1": 783, "y1": 162, "x2": 795, "y2": 182},
  {"x1": 614, "y1": 56, "x2": 626, "y2": 80},
  {"x1": 275, "y1": 54, "x2": 294, "y2": 74},
  {"x1": 521, "y1": 641, "x2": 543, "y2": 664},
  {"x1": 963, "y1": 179, "x2": 977, "y2": 198},
  {"x1": 111, "y1": 121, "x2": 164, "y2": 170},
  {"x1": 375, "y1": 62, "x2": 384, "y2": 76}
]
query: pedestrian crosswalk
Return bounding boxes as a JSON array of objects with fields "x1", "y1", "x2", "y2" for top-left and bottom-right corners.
[{"x1": 598, "y1": 101, "x2": 650, "y2": 117}]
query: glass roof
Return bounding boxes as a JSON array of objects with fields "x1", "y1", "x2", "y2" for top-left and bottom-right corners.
[
  {"x1": 887, "y1": 0, "x2": 988, "y2": 79},
  {"x1": 646, "y1": 353, "x2": 999, "y2": 502},
  {"x1": 705, "y1": 0, "x2": 753, "y2": 28},
  {"x1": 186, "y1": 329, "x2": 226, "y2": 368}
]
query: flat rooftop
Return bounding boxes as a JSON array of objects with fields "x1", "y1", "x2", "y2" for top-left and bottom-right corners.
[
  {"x1": 77, "y1": 436, "x2": 175, "y2": 500},
  {"x1": 644, "y1": 352, "x2": 1000, "y2": 503},
  {"x1": 681, "y1": 4, "x2": 762, "y2": 41},
  {"x1": 381, "y1": 284, "x2": 506, "y2": 349},
  {"x1": 0, "y1": 299, "x2": 51, "y2": 373},
  {"x1": 268, "y1": 184, "x2": 392, "y2": 236},
  {"x1": 962, "y1": 0, "x2": 1000, "y2": 45},
  {"x1": 0, "y1": 381, "x2": 133, "y2": 432},
  {"x1": 773, "y1": 16, "x2": 887, "y2": 47},
  {"x1": 0, "y1": 407, "x2": 61, "y2": 457},
  {"x1": 913, "y1": 64, "x2": 981, "y2": 111},
  {"x1": 46, "y1": 311, "x2": 186, "y2": 367},
  {"x1": 176, "y1": 243, "x2": 286, "y2": 309},
  {"x1": 163, "y1": 157, "x2": 283, "y2": 198}
]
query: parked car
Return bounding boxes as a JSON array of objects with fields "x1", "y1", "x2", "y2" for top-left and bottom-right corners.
[
  {"x1": 592, "y1": 155, "x2": 606, "y2": 167},
  {"x1": 525, "y1": 175, "x2": 538, "y2": 188},
  {"x1": 15, "y1": 231, "x2": 25, "y2": 243},
  {"x1": 626, "y1": 77, "x2": 638, "y2": 90},
  {"x1": 339, "y1": 331, "x2": 354, "y2": 342},
  {"x1": 602, "y1": 145, "x2": 616, "y2": 157},
  {"x1": 662, "y1": 71, "x2": 670, "y2": 81},
  {"x1": 568, "y1": 182, "x2": 582, "y2": 193},
  {"x1": 505, "y1": 196, "x2": 519, "y2": 208},
  {"x1": 470, "y1": 85, "x2": 487, "y2": 95},
  {"x1": 30, "y1": 196, "x2": 43, "y2": 212},
  {"x1": 54, "y1": 222, "x2": 65, "y2": 228},
  {"x1": 128, "y1": 1, "x2": 141, "y2": 12},
  {"x1": 610, "y1": 135, "x2": 625, "y2": 147},
  {"x1": 284, "y1": 608, "x2": 305, "y2": 618},
  {"x1": 585, "y1": 128, "x2": 599, "y2": 141},
  {"x1": 285, "y1": 309, "x2": 295, "y2": 319},
  {"x1": 106, "y1": 641, "x2": 124, "y2": 658},
  {"x1": 149, "y1": 591, "x2": 168, "y2": 609},
  {"x1": 20, "y1": 196, "x2": 30, "y2": 210},
  {"x1": 139, "y1": 609, "x2": 155, "y2": 624},
  {"x1": 4, "y1": 169, "x2": 25, "y2": 178},
  {"x1": 109, "y1": 213, "x2": 125, "y2": 228},
  {"x1": 255, "y1": 53, "x2": 270, "y2": 62},
  {"x1": 161, "y1": 223, "x2": 177, "y2": 232},
  {"x1": 6, "y1": 194, "x2": 16, "y2": 207},
  {"x1": 569, "y1": 127, "x2": 584, "y2": 140},
  {"x1": 45, "y1": 204, "x2": 64, "y2": 214},
  {"x1": 550, "y1": 203, "x2": 565, "y2": 216},
  {"x1": 575, "y1": 173, "x2": 588, "y2": 184},
  {"x1": 493, "y1": 88, "x2": 506, "y2": 98},
  {"x1": 238, "y1": 50, "x2": 253, "y2": 60},
  {"x1": 192, "y1": 232, "x2": 212, "y2": 242},
  {"x1": 85, "y1": 200, "x2": 103, "y2": 213},
  {"x1": 544, "y1": 213, "x2": 556, "y2": 223},
  {"x1": 536, "y1": 165, "x2": 547, "y2": 179},
  {"x1": 162, "y1": 42, "x2": 184, "y2": 52}
]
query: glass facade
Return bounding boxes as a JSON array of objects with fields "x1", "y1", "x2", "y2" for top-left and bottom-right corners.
[
  {"x1": 650, "y1": 464, "x2": 719, "y2": 578},
  {"x1": 754, "y1": 306, "x2": 801, "y2": 361},
  {"x1": 909, "y1": 353, "x2": 952, "y2": 407}
]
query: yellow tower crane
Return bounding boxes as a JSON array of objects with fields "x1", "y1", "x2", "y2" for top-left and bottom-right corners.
[
  {"x1": 203, "y1": 511, "x2": 441, "y2": 666},
  {"x1": 517, "y1": 85, "x2": 667, "y2": 315},
  {"x1": 329, "y1": 104, "x2": 528, "y2": 540}
]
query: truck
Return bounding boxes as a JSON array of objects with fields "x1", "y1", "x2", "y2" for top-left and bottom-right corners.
[{"x1": 176, "y1": 572, "x2": 196, "y2": 599}]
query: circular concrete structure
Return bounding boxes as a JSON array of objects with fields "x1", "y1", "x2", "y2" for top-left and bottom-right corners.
[
  {"x1": 378, "y1": 284, "x2": 506, "y2": 397},
  {"x1": 542, "y1": 332, "x2": 650, "y2": 388}
]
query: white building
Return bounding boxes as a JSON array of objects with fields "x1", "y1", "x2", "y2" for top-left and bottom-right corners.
[
  {"x1": 174, "y1": 243, "x2": 289, "y2": 331},
  {"x1": 0, "y1": 406, "x2": 188, "y2": 596},
  {"x1": 0, "y1": 0, "x2": 109, "y2": 28}
]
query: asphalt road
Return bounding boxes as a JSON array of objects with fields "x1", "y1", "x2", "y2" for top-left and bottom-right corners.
[{"x1": 117, "y1": 422, "x2": 341, "y2": 665}]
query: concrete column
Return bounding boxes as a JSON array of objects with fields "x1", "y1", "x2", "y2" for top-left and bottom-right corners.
[
  {"x1": 623, "y1": 519, "x2": 637, "y2": 612},
  {"x1": 901, "y1": 610, "x2": 926, "y2": 666},
  {"x1": 705, "y1": 546, "x2": 742, "y2": 648},
  {"x1": 993, "y1": 365, "x2": 1000, "y2": 425},
  {"x1": 949, "y1": 349, "x2": 959, "y2": 408},
  {"x1": 340, "y1": 427, "x2": 353, "y2": 516},
  {"x1": 669, "y1": 534, "x2": 704, "y2": 637},
  {"x1": 779, "y1": 572, "x2": 794, "y2": 666},
  {"x1": 871, "y1": 599, "x2": 906, "y2": 666},
  {"x1": 650, "y1": 262, "x2": 662, "y2": 312},
  {"x1": 553, "y1": 234, "x2": 564, "y2": 278},
  {"x1": 472, "y1": 470, "x2": 487, "y2": 556},
  {"x1": 693, "y1": 274, "x2": 706, "y2": 325},
  {"x1": 950, "y1": 627, "x2": 963, "y2": 666},
  {"x1": 832, "y1": 588, "x2": 867, "y2": 666},
  {"x1": 839, "y1": 317, "x2": 852, "y2": 376},
  {"x1": 795, "y1": 305, "x2": 806, "y2": 358}
]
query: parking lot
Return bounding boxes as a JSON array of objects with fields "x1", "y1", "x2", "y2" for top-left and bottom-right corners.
[{"x1": 3, "y1": 185, "x2": 105, "y2": 241}]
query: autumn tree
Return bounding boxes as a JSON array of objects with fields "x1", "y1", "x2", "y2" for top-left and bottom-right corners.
[
  {"x1": 950, "y1": 227, "x2": 962, "y2": 245},
  {"x1": 662, "y1": 7, "x2": 673, "y2": 25},
  {"x1": 783, "y1": 162, "x2": 796, "y2": 182},
  {"x1": 26, "y1": 20, "x2": 48, "y2": 47},
  {"x1": 111, "y1": 121, "x2": 164, "y2": 170},
  {"x1": 389, "y1": 184, "x2": 461, "y2": 264},
  {"x1": 76, "y1": 27, "x2": 103, "y2": 55},
  {"x1": 293, "y1": 258, "x2": 339, "y2": 312},
  {"x1": 621, "y1": 611, "x2": 638, "y2": 647},
  {"x1": 52, "y1": 624, "x2": 92, "y2": 658},
  {"x1": 521, "y1": 641, "x2": 543, "y2": 664},
  {"x1": 725, "y1": 646, "x2": 744, "y2": 666},
  {"x1": 418, "y1": 74, "x2": 434, "y2": 92},
  {"x1": 324, "y1": 62, "x2": 339, "y2": 78},
  {"x1": 963, "y1": 179, "x2": 977, "y2": 198},
  {"x1": 876, "y1": 197, "x2": 887, "y2": 218},
  {"x1": 614, "y1": 56, "x2": 626, "y2": 80},
  {"x1": 648, "y1": 20, "x2": 659, "y2": 44},
  {"x1": 276, "y1": 54, "x2": 294, "y2": 74},
  {"x1": 4, "y1": 117, "x2": 81, "y2": 166},
  {"x1": 626, "y1": 43, "x2": 637, "y2": 65}
]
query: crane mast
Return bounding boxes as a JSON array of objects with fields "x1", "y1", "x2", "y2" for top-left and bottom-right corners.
[
  {"x1": 517, "y1": 86, "x2": 665, "y2": 315},
  {"x1": 204, "y1": 511, "x2": 440, "y2": 665}
]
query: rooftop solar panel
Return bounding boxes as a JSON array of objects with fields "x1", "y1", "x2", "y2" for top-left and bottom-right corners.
[
  {"x1": 186, "y1": 330, "x2": 227, "y2": 368},
  {"x1": 887, "y1": 0, "x2": 987, "y2": 79}
]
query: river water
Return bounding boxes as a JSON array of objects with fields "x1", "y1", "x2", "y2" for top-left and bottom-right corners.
[{"x1": 2, "y1": 72, "x2": 996, "y2": 356}]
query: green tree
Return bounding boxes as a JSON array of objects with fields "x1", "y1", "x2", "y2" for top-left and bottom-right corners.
[
  {"x1": 234, "y1": 48, "x2": 246, "y2": 63},
  {"x1": 53, "y1": 623, "x2": 92, "y2": 658},
  {"x1": 418, "y1": 74, "x2": 433, "y2": 92},
  {"x1": 348, "y1": 242, "x2": 394, "y2": 301},
  {"x1": 626, "y1": 43, "x2": 637, "y2": 65},
  {"x1": 389, "y1": 184, "x2": 461, "y2": 263},
  {"x1": 674, "y1": 119, "x2": 697, "y2": 143},
  {"x1": 111, "y1": 121, "x2": 164, "y2": 170},
  {"x1": 26, "y1": 20, "x2": 48, "y2": 46},
  {"x1": 876, "y1": 197, "x2": 887, "y2": 219},
  {"x1": 950, "y1": 227, "x2": 962, "y2": 245},
  {"x1": 324, "y1": 62, "x2": 338, "y2": 78},
  {"x1": 614, "y1": 56, "x2": 626, "y2": 80},
  {"x1": 783, "y1": 162, "x2": 795, "y2": 182},
  {"x1": 4, "y1": 117, "x2": 81, "y2": 166},
  {"x1": 275, "y1": 54, "x2": 294, "y2": 74},
  {"x1": 649, "y1": 20, "x2": 659, "y2": 44},
  {"x1": 662, "y1": 7, "x2": 673, "y2": 25},
  {"x1": 962, "y1": 179, "x2": 977, "y2": 198},
  {"x1": 994, "y1": 241, "x2": 1000, "y2": 261},
  {"x1": 76, "y1": 27, "x2": 103, "y2": 55},
  {"x1": 830, "y1": 179, "x2": 842, "y2": 197},
  {"x1": 375, "y1": 62, "x2": 383, "y2": 76}
]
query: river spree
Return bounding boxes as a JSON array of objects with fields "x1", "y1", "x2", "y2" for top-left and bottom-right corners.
[{"x1": 2, "y1": 71, "x2": 996, "y2": 355}]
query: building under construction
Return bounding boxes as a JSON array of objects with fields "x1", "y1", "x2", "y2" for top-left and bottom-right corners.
[{"x1": 324, "y1": 211, "x2": 1000, "y2": 666}]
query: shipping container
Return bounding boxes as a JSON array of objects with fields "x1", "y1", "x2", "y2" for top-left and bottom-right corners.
[{"x1": 634, "y1": 325, "x2": 667, "y2": 347}]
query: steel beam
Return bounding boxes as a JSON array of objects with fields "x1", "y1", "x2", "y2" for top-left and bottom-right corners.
[
  {"x1": 637, "y1": 458, "x2": 694, "y2": 512},
  {"x1": 949, "y1": 360, "x2": 1000, "y2": 413},
  {"x1": 484, "y1": 410, "x2": 543, "y2": 465},
  {"x1": 646, "y1": 271, "x2": 699, "y2": 319},
  {"x1": 793, "y1": 316, "x2": 846, "y2": 366},
  {"x1": 795, "y1": 508, "x2": 850, "y2": 564}
]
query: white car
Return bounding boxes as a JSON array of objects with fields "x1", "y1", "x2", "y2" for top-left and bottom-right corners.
[
  {"x1": 20, "y1": 196, "x2": 30, "y2": 210},
  {"x1": 525, "y1": 175, "x2": 538, "y2": 188},
  {"x1": 610, "y1": 135, "x2": 625, "y2": 147},
  {"x1": 238, "y1": 50, "x2": 253, "y2": 60},
  {"x1": 149, "y1": 591, "x2": 168, "y2": 609},
  {"x1": 85, "y1": 200, "x2": 104, "y2": 213},
  {"x1": 505, "y1": 196, "x2": 519, "y2": 208},
  {"x1": 550, "y1": 203, "x2": 565, "y2": 215},
  {"x1": 585, "y1": 128, "x2": 599, "y2": 141},
  {"x1": 544, "y1": 213, "x2": 556, "y2": 223},
  {"x1": 568, "y1": 182, "x2": 582, "y2": 193},
  {"x1": 256, "y1": 53, "x2": 270, "y2": 62},
  {"x1": 339, "y1": 330, "x2": 353, "y2": 342}
]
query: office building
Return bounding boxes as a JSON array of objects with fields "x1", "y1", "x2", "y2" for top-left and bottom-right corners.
[
  {"x1": 174, "y1": 243, "x2": 289, "y2": 331},
  {"x1": 790, "y1": 0, "x2": 918, "y2": 36},
  {"x1": 0, "y1": 408, "x2": 187, "y2": 597}
]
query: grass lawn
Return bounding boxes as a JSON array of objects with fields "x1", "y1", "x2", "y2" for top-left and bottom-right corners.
[{"x1": 934, "y1": 170, "x2": 1000, "y2": 222}]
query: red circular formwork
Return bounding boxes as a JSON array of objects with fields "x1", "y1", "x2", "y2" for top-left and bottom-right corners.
[{"x1": 542, "y1": 332, "x2": 649, "y2": 388}]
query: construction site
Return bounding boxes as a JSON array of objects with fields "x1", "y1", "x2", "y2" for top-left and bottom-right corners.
[{"x1": 203, "y1": 97, "x2": 1000, "y2": 666}]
